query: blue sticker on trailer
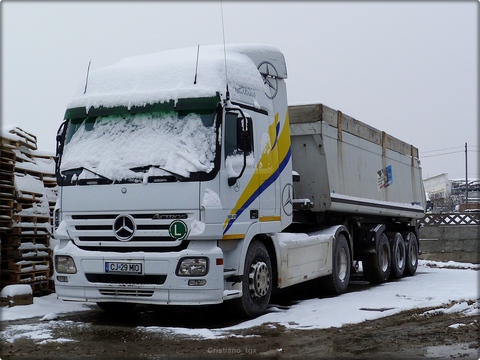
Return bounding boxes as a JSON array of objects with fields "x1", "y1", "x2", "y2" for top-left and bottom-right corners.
[{"x1": 377, "y1": 165, "x2": 393, "y2": 190}]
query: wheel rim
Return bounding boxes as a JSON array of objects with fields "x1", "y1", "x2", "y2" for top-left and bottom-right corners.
[
  {"x1": 248, "y1": 260, "x2": 270, "y2": 299},
  {"x1": 395, "y1": 235, "x2": 405, "y2": 269},
  {"x1": 409, "y1": 241, "x2": 418, "y2": 266},
  {"x1": 396, "y1": 245, "x2": 405, "y2": 268},
  {"x1": 337, "y1": 247, "x2": 348, "y2": 281},
  {"x1": 380, "y1": 243, "x2": 389, "y2": 272}
]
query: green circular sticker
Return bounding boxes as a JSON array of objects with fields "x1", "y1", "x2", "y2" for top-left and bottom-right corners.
[{"x1": 169, "y1": 220, "x2": 188, "y2": 240}]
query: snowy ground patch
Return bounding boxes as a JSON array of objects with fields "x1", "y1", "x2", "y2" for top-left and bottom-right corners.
[
  {"x1": 1, "y1": 260, "x2": 478, "y2": 343},
  {"x1": 1, "y1": 321, "x2": 88, "y2": 345},
  {"x1": 2, "y1": 294, "x2": 95, "y2": 322},
  {"x1": 137, "y1": 260, "x2": 479, "y2": 339}
]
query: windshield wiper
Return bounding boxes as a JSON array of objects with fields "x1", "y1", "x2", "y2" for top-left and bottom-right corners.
[
  {"x1": 60, "y1": 166, "x2": 113, "y2": 184},
  {"x1": 129, "y1": 165, "x2": 187, "y2": 181}
]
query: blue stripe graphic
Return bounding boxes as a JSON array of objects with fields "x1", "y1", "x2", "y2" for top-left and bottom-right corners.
[
  {"x1": 223, "y1": 147, "x2": 292, "y2": 234},
  {"x1": 271, "y1": 121, "x2": 280, "y2": 150}
]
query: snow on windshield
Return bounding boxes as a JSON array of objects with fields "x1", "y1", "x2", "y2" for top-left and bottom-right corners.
[{"x1": 60, "y1": 112, "x2": 217, "y2": 182}]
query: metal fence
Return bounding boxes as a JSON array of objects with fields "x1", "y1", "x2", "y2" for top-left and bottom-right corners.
[{"x1": 419, "y1": 212, "x2": 480, "y2": 226}]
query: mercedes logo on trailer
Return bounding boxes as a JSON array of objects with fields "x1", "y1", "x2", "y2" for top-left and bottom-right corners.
[{"x1": 113, "y1": 214, "x2": 136, "y2": 241}]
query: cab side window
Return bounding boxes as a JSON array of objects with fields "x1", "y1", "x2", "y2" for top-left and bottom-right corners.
[{"x1": 224, "y1": 113, "x2": 253, "y2": 158}]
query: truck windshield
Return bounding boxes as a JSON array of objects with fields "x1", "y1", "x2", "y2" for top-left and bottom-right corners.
[{"x1": 58, "y1": 97, "x2": 220, "y2": 185}]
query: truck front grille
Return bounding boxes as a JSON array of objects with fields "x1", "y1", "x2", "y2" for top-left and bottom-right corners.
[
  {"x1": 78, "y1": 236, "x2": 174, "y2": 242},
  {"x1": 75, "y1": 241, "x2": 189, "y2": 253},
  {"x1": 99, "y1": 289, "x2": 155, "y2": 297},
  {"x1": 67, "y1": 212, "x2": 190, "y2": 243},
  {"x1": 86, "y1": 273, "x2": 167, "y2": 285}
]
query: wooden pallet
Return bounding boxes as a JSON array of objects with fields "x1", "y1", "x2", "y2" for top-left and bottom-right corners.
[
  {"x1": 14, "y1": 189, "x2": 45, "y2": 203},
  {"x1": 0, "y1": 197, "x2": 14, "y2": 208},
  {"x1": 0, "y1": 170, "x2": 14, "y2": 184},
  {"x1": 10, "y1": 225, "x2": 50, "y2": 235},
  {"x1": 14, "y1": 166, "x2": 51, "y2": 181},
  {"x1": 1, "y1": 246, "x2": 51, "y2": 260},
  {"x1": 0, "y1": 215, "x2": 13, "y2": 231},
  {"x1": 0, "y1": 148, "x2": 16, "y2": 164},
  {"x1": 31, "y1": 280, "x2": 54, "y2": 296},
  {"x1": 0, "y1": 189, "x2": 15, "y2": 200},
  {"x1": 2, "y1": 280, "x2": 51, "y2": 296},
  {"x1": 0, "y1": 204, "x2": 13, "y2": 215},
  {"x1": 4, "y1": 127, "x2": 38, "y2": 151},
  {"x1": 0, "y1": 161, "x2": 15, "y2": 173},
  {"x1": 0, "y1": 203, "x2": 13, "y2": 231},
  {"x1": 2, "y1": 233, "x2": 50, "y2": 247},
  {"x1": 0, "y1": 136, "x2": 21, "y2": 150},
  {"x1": 2, "y1": 259, "x2": 50, "y2": 272},
  {"x1": 0, "y1": 292, "x2": 33, "y2": 307},
  {"x1": 43, "y1": 178, "x2": 57, "y2": 188},
  {"x1": 12, "y1": 213, "x2": 50, "y2": 224},
  {"x1": 1, "y1": 268, "x2": 50, "y2": 284}
]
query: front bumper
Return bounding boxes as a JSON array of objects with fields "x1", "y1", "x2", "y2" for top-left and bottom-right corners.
[{"x1": 54, "y1": 241, "x2": 225, "y2": 305}]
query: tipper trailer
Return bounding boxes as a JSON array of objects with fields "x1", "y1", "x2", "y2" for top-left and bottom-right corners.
[{"x1": 53, "y1": 44, "x2": 426, "y2": 318}]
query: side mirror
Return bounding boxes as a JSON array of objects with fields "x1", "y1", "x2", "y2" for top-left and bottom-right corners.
[
  {"x1": 225, "y1": 110, "x2": 254, "y2": 187},
  {"x1": 55, "y1": 120, "x2": 67, "y2": 181},
  {"x1": 237, "y1": 116, "x2": 253, "y2": 154}
]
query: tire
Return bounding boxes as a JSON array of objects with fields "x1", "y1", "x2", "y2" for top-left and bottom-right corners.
[
  {"x1": 318, "y1": 234, "x2": 351, "y2": 294},
  {"x1": 389, "y1": 232, "x2": 406, "y2": 279},
  {"x1": 363, "y1": 233, "x2": 391, "y2": 284},
  {"x1": 403, "y1": 231, "x2": 419, "y2": 276},
  {"x1": 232, "y1": 241, "x2": 272, "y2": 319},
  {"x1": 96, "y1": 302, "x2": 136, "y2": 312}
]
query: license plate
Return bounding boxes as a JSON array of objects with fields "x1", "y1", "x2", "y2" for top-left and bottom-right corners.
[{"x1": 105, "y1": 262, "x2": 142, "y2": 274}]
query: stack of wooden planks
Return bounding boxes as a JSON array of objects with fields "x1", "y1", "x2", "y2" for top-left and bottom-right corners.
[{"x1": 0, "y1": 127, "x2": 57, "y2": 296}]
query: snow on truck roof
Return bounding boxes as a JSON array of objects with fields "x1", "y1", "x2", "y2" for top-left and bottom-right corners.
[{"x1": 67, "y1": 43, "x2": 286, "y2": 111}]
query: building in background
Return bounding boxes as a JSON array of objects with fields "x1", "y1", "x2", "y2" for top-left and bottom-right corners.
[{"x1": 424, "y1": 173, "x2": 480, "y2": 213}]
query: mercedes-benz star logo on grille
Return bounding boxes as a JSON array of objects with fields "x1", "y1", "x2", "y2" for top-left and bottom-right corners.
[{"x1": 113, "y1": 214, "x2": 136, "y2": 241}]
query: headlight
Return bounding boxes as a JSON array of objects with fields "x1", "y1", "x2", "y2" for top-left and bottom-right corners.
[
  {"x1": 176, "y1": 257, "x2": 208, "y2": 276},
  {"x1": 55, "y1": 255, "x2": 77, "y2": 274}
]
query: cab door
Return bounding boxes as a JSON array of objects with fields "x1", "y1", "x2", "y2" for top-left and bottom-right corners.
[{"x1": 219, "y1": 111, "x2": 258, "y2": 240}]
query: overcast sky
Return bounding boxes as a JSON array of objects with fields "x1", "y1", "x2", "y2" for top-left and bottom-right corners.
[{"x1": 2, "y1": 1, "x2": 478, "y2": 180}]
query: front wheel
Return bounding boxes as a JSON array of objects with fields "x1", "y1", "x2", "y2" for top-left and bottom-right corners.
[
  {"x1": 318, "y1": 233, "x2": 351, "y2": 294},
  {"x1": 232, "y1": 240, "x2": 272, "y2": 319}
]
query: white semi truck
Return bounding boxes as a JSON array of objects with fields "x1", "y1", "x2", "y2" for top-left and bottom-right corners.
[{"x1": 53, "y1": 44, "x2": 426, "y2": 318}]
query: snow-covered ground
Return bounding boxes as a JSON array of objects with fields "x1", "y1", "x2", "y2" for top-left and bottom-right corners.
[{"x1": 1, "y1": 260, "x2": 479, "y2": 343}]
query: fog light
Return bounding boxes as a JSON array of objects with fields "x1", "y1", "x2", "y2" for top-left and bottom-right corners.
[
  {"x1": 188, "y1": 279, "x2": 207, "y2": 286},
  {"x1": 177, "y1": 257, "x2": 208, "y2": 276},
  {"x1": 57, "y1": 276, "x2": 69, "y2": 282},
  {"x1": 55, "y1": 255, "x2": 77, "y2": 274}
]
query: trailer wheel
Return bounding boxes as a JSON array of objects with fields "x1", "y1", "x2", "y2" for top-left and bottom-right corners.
[
  {"x1": 403, "y1": 232, "x2": 419, "y2": 276},
  {"x1": 363, "y1": 233, "x2": 391, "y2": 283},
  {"x1": 389, "y1": 232, "x2": 406, "y2": 279},
  {"x1": 232, "y1": 240, "x2": 272, "y2": 318},
  {"x1": 318, "y1": 234, "x2": 351, "y2": 294}
]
